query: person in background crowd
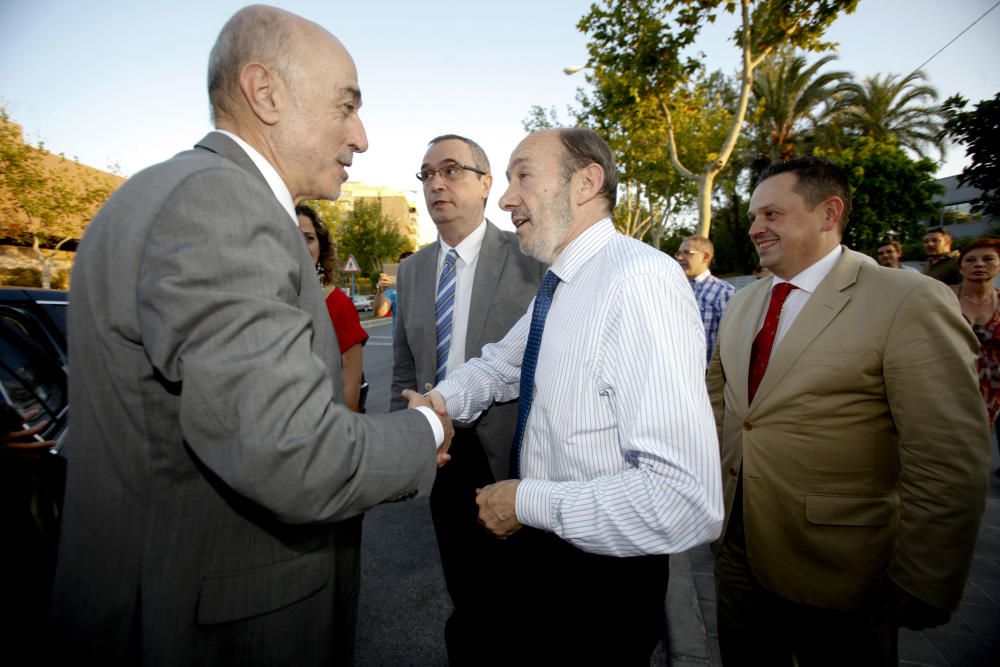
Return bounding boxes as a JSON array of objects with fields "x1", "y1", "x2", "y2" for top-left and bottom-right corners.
[
  {"x1": 297, "y1": 203, "x2": 368, "y2": 412},
  {"x1": 875, "y1": 240, "x2": 919, "y2": 272},
  {"x1": 709, "y1": 157, "x2": 989, "y2": 666},
  {"x1": 373, "y1": 250, "x2": 414, "y2": 335},
  {"x1": 675, "y1": 235, "x2": 735, "y2": 367},
  {"x1": 922, "y1": 227, "x2": 962, "y2": 284},
  {"x1": 951, "y1": 237, "x2": 1000, "y2": 477},
  {"x1": 752, "y1": 264, "x2": 772, "y2": 280}
]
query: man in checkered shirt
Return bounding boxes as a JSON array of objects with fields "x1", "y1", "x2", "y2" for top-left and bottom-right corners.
[{"x1": 676, "y1": 235, "x2": 735, "y2": 367}]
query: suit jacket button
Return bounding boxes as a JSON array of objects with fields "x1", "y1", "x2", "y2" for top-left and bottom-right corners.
[
  {"x1": 728, "y1": 467, "x2": 738, "y2": 477},
  {"x1": 743, "y1": 421, "x2": 752, "y2": 431},
  {"x1": 424, "y1": 383, "x2": 433, "y2": 391}
]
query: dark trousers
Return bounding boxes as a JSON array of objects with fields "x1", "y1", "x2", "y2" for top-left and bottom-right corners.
[
  {"x1": 715, "y1": 486, "x2": 896, "y2": 667},
  {"x1": 508, "y1": 528, "x2": 670, "y2": 666},
  {"x1": 429, "y1": 428, "x2": 512, "y2": 666}
]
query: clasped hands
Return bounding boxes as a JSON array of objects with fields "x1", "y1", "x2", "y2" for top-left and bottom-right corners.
[
  {"x1": 400, "y1": 389, "x2": 522, "y2": 538},
  {"x1": 402, "y1": 389, "x2": 453, "y2": 467}
]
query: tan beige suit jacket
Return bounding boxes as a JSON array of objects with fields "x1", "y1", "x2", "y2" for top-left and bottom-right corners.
[{"x1": 707, "y1": 247, "x2": 990, "y2": 611}]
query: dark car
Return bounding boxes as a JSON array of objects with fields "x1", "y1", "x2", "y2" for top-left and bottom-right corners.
[{"x1": 0, "y1": 287, "x2": 69, "y2": 646}]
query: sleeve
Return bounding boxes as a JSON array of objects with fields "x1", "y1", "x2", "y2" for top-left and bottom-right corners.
[
  {"x1": 435, "y1": 308, "x2": 532, "y2": 421},
  {"x1": 884, "y1": 278, "x2": 990, "y2": 610},
  {"x1": 325, "y1": 289, "x2": 368, "y2": 355},
  {"x1": 137, "y1": 167, "x2": 436, "y2": 524},
  {"x1": 515, "y1": 270, "x2": 724, "y2": 556}
]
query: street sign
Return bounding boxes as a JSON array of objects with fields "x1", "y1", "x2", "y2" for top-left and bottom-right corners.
[{"x1": 342, "y1": 255, "x2": 361, "y2": 273}]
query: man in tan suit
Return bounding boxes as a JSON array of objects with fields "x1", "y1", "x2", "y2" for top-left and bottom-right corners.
[{"x1": 707, "y1": 157, "x2": 990, "y2": 665}]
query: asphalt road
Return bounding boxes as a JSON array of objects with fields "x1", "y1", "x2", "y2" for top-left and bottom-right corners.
[{"x1": 355, "y1": 319, "x2": 450, "y2": 666}]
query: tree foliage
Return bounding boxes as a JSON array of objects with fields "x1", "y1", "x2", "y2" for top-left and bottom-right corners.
[
  {"x1": 331, "y1": 199, "x2": 411, "y2": 286},
  {"x1": 836, "y1": 71, "x2": 945, "y2": 160},
  {"x1": 578, "y1": 0, "x2": 858, "y2": 237},
  {"x1": 816, "y1": 136, "x2": 941, "y2": 252},
  {"x1": 0, "y1": 107, "x2": 119, "y2": 287},
  {"x1": 752, "y1": 49, "x2": 852, "y2": 161},
  {"x1": 943, "y1": 92, "x2": 1000, "y2": 218}
]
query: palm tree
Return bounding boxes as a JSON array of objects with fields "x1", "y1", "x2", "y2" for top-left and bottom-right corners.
[
  {"x1": 752, "y1": 50, "x2": 854, "y2": 161},
  {"x1": 836, "y1": 70, "x2": 945, "y2": 160}
]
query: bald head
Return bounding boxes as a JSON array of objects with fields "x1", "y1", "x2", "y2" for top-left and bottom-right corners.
[{"x1": 207, "y1": 5, "x2": 335, "y2": 124}]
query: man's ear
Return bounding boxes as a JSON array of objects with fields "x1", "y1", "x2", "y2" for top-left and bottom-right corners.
[
  {"x1": 574, "y1": 162, "x2": 605, "y2": 206},
  {"x1": 238, "y1": 62, "x2": 282, "y2": 126},
  {"x1": 820, "y1": 196, "x2": 845, "y2": 232}
]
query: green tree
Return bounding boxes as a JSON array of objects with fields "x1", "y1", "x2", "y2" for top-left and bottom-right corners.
[
  {"x1": 332, "y1": 199, "x2": 410, "y2": 286},
  {"x1": 752, "y1": 49, "x2": 853, "y2": 161},
  {"x1": 942, "y1": 92, "x2": 1000, "y2": 217},
  {"x1": 0, "y1": 107, "x2": 118, "y2": 288},
  {"x1": 816, "y1": 136, "x2": 942, "y2": 252},
  {"x1": 837, "y1": 71, "x2": 945, "y2": 160},
  {"x1": 578, "y1": 0, "x2": 858, "y2": 238}
]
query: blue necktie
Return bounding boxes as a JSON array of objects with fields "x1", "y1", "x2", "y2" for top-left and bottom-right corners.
[
  {"x1": 510, "y1": 270, "x2": 561, "y2": 478},
  {"x1": 435, "y1": 249, "x2": 459, "y2": 384}
]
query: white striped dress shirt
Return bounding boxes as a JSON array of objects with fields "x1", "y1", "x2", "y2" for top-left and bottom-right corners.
[{"x1": 437, "y1": 218, "x2": 724, "y2": 556}]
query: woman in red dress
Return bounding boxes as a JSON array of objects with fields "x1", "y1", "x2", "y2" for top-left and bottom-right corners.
[{"x1": 296, "y1": 204, "x2": 368, "y2": 412}]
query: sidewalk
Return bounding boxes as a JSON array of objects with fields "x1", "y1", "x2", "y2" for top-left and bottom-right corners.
[{"x1": 664, "y1": 471, "x2": 1000, "y2": 666}]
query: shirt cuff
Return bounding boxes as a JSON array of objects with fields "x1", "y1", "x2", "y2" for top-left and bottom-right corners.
[
  {"x1": 413, "y1": 406, "x2": 444, "y2": 449},
  {"x1": 515, "y1": 478, "x2": 557, "y2": 531}
]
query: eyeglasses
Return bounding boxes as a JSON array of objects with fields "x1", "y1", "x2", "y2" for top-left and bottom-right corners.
[
  {"x1": 416, "y1": 163, "x2": 486, "y2": 183},
  {"x1": 674, "y1": 249, "x2": 706, "y2": 257}
]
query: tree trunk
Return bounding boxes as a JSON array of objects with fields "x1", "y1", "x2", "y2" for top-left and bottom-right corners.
[{"x1": 696, "y1": 171, "x2": 715, "y2": 238}]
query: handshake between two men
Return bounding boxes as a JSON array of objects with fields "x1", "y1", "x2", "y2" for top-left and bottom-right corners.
[{"x1": 402, "y1": 389, "x2": 519, "y2": 539}]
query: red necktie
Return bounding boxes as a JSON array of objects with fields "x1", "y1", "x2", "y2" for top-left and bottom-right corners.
[{"x1": 748, "y1": 282, "x2": 798, "y2": 402}]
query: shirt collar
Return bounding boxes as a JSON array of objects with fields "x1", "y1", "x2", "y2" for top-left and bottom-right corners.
[
  {"x1": 549, "y1": 217, "x2": 616, "y2": 284},
  {"x1": 772, "y1": 245, "x2": 843, "y2": 294},
  {"x1": 438, "y1": 218, "x2": 488, "y2": 266},
  {"x1": 215, "y1": 130, "x2": 297, "y2": 226},
  {"x1": 691, "y1": 269, "x2": 712, "y2": 284}
]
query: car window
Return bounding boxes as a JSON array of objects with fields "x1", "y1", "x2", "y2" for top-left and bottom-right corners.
[{"x1": 0, "y1": 306, "x2": 67, "y2": 432}]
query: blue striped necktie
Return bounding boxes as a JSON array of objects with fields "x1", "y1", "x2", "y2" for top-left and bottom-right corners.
[
  {"x1": 434, "y1": 249, "x2": 460, "y2": 384},
  {"x1": 510, "y1": 270, "x2": 560, "y2": 478}
]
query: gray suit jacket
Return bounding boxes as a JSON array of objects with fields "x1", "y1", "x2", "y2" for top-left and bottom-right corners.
[
  {"x1": 391, "y1": 221, "x2": 545, "y2": 480},
  {"x1": 50, "y1": 132, "x2": 437, "y2": 665}
]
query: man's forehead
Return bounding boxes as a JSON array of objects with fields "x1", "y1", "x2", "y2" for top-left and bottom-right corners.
[{"x1": 422, "y1": 140, "x2": 472, "y2": 168}]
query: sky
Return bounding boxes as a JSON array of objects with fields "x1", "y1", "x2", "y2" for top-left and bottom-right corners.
[{"x1": 1, "y1": 0, "x2": 998, "y2": 243}]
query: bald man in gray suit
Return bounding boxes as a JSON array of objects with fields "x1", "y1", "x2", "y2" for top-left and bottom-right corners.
[{"x1": 49, "y1": 6, "x2": 450, "y2": 664}]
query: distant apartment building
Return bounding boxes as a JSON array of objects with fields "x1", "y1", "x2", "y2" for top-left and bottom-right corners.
[{"x1": 336, "y1": 182, "x2": 420, "y2": 248}]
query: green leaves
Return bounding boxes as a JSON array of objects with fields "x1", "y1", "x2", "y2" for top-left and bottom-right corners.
[{"x1": 943, "y1": 92, "x2": 1000, "y2": 218}]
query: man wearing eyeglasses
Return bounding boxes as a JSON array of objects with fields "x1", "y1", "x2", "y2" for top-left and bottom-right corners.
[
  {"x1": 676, "y1": 235, "x2": 735, "y2": 367},
  {"x1": 391, "y1": 134, "x2": 545, "y2": 665}
]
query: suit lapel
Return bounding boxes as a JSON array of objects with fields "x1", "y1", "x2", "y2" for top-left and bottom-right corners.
[
  {"x1": 465, "y1": 221, "x2": 506, "y2": 358},
  {"x1": 726, "y1": 280, "x2": 771, "y2": 413},
  {"x1": 749, "y1": 249, "x2": 860, "y2": 410}
]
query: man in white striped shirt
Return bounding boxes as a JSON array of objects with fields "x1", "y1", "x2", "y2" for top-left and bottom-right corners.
[{"x1": 422, "y1": 128, "x2": 724, "y2": 664}]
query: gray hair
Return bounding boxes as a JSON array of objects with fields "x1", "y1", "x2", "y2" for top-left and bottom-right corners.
[
  {"x1": 555, "y1": 128, "x2": 618, "y2": 212},
  {"x1": 207, "y1": 5, "x2": 296, "y2": 124},
  {"x1": 428, "y1": 134, "x2": 491, "y2": 174}
]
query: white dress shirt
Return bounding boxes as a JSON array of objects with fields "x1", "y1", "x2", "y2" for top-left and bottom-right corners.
[
  {"x1": 437, "y1": 219, "x2": 487, "y2": 377},
  {"x1": 213, "y1": 130, "x2": 445, "y2": 445},
  {"x1": 757, "y1": 245, "x2": 842, "y2": 348},
  {"x1": 437, "y1": 218, "x2": 724, "y2": 556}
]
